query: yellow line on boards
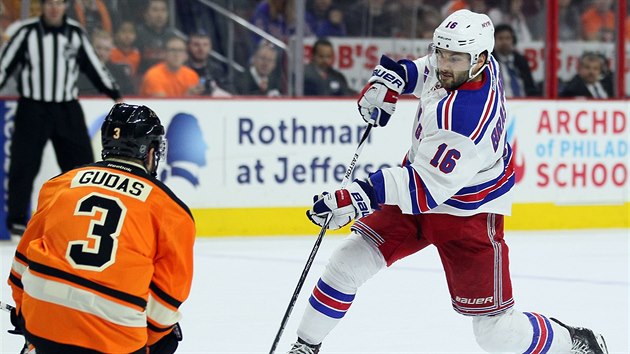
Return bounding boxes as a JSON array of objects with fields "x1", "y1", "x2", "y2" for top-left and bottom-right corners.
[{"x1": 191, "y1": 203, "x2": 629, "y2": 237}]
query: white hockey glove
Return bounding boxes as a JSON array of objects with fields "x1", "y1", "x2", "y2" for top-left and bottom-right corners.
[
  {"x1": 357, "y1": 55, "x2": 407, "y2": 127},
  {"x1": 306, "y1": 180, "x2": 378, "y2": 230}
]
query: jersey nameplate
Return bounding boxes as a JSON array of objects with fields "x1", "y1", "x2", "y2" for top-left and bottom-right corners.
[{"x1": 71, "y1": 170, "x2": 152, "y2": 201}]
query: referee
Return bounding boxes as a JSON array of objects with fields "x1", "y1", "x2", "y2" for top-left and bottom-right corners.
[{"x1": 0, "y1": 0, "x2": 122, "y2": 238}]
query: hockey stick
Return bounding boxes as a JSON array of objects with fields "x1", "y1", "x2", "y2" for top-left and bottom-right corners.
[
  {"x1": 1, "y1": 300, "x2": 16, "y2": 312},
  {"x1": 268, "y1": 119, "x2": 374, "y2": 354}
]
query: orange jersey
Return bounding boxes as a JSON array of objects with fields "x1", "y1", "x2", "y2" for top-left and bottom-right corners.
[
  {"x1": 111, "y1": 47, "x2": 141, "y2": 76},
  {"x1": 8, "y1": 160, "x2": 195, "y2": 353},
  {"x1": 140, "y1": 62, "x2": 200, "y2": 97}
]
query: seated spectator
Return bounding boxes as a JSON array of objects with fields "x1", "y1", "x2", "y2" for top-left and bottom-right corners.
[
  {"x1": 306, "y1": 0, "x2": 345, "y2": 37},
  {"x1": 68, "y1": 0, "x2": 112, "y2": 35},
  {"x1": 78, "y1": 30, "x2": 135, "y2": 95},
  {"x1": 502, "y1": 0, "x2": 533, "y2": 42},
  {"x1": 136, "y1": 0, "x2": 177, "y2": 75},
  {"x1": 315, "y1": 6, "x2": 346, "y2": 37},
  {"x1": 110, "y1": 21, "x2": 141, "y2": 78},
  {"x1": 560, "y1": 52, "x2": 613, "y2": 99},
  {"x1": 251, "y1": 0, "x2": 312, "y2": 44},
  {"x1": 140, "y1": 35, "x2": 201, "y2": 97},
  {"x1": 492, "y1": 24, "x2": 539, "y2": 97},
  {"x1": 581, "y1": 0, "x2": 614, "y2": 41},
  {"x1": 235, "y1": 42, "x2": 283, "y2": 96},
  {"x1": 304, "y1": 38, "x2": 354, "y2": 96},
  {"x1": 186, "y1": 31, "x2": 233, "y2": 96}
]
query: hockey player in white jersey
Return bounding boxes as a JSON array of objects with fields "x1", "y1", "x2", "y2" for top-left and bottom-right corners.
[{"x1": 288, "y1": 9, "x2": 608, "y2": 354}]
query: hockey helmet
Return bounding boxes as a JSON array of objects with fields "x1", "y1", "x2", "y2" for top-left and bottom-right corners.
[
  {"x1": 101, "y1": 103, "x2": 166, "y2": 175},
  {"x1": 432, "y1": 9, "x2": 494, "y2": 78}
]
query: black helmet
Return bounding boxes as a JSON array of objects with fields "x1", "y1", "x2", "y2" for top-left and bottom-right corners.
[{"x1": 101, "y1": 103, "x2": 166, "y2": 175}]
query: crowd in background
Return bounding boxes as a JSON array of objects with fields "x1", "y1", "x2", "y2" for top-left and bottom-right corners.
[{"x1": 0, "y1": 0, "x2": 627, "y2": 98}]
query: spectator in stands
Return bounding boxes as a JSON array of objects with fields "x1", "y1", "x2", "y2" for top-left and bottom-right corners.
[
  {"x1": 306, "y1": 0, "x2": 346, "y2": 37},
  {"x1": 251, "y1": 0, "x2": 312, "y2": 44},
  {"x1": 304, "y1": 38, "x2": 354, "y2": 96},
  {"x1": 560, "y1": 52, "x2": 613, "y2": 99},
  {"x1": 140, "y1": 35, "x2": 201, "y2": 97},
  {"x1": 492, "y1": 24, "x2": 539, "y2": 97},
  {"x1": 501, "y1": 0, "x2": 533, "y2": 42},
  {"x1": 78, "y1": 30, "x2": 135, "y2": 95},
  {"x1": 68, "y1": 0, "x2": 112, "y2": 35},
  {"x1": 136, "y1": 0, "x2": 177, "y2": 75},
  {"x1": 235, "y1": 42, "x2": 283, "y2": 96},
  {"x1": 581, "y1": 0, "x2": 614, "y2": 41},
  {"x1": 111, "y1": 20, "x2": 141, "y2": 78},
  {"x1": 186, "y1": 31, "x2": 233, "y2": 96},
  {"x1": 315, "y1": 6, "x2": 346, "y2": 37}
]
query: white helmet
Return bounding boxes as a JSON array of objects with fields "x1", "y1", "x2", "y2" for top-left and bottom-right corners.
[{"x1": 432, "y1": 10, "x2": 494, "y2": 77}]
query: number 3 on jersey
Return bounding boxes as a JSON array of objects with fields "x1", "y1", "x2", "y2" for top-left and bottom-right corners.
[
  {"x1": 66, "y1": 193, "x2": 127, "y2": 271},
  {"x1": 429, "y1": 143, "x2": 461, "y2": 173}
]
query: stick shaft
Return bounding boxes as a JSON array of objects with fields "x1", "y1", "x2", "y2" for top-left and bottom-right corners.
[
  {"x1": 1, "y1": 301, "x2": 16, "y2": 312},
  {"x1": 268, "y1": 124, "x2": 373, "y2": 354}
]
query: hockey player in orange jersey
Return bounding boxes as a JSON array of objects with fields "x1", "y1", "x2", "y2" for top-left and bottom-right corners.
[{"x1": 7, "y1": 103, "x2": 195, "y2": 354}]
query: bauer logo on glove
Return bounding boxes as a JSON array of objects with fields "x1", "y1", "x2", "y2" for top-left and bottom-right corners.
[{"x1": 306, "y1": 180, "x2": 379, "y2": 230}]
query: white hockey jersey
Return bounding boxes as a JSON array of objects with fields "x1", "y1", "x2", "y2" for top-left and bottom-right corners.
[{"x1": 369, "y1": 54, "x2": 514, "y2": 216}]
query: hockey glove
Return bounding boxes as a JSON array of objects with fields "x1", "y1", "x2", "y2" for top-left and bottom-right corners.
[
  {"x1": 306, "y1": 180, "x2": 378, "y2": 230},
  {"x1": 357, "y1": 55, "x2": 406, "y2": 127},
  {"x1": 148, "y1": 323, "x2": 182, "y2": 354},
  {"x1": 8, "y1": 307, "x2": 23, "y2": 336}
]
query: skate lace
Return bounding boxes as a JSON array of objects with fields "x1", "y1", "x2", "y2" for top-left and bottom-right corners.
[
  {"x1": 287, "y1": 342, "x2": 316, "y2": 354},
  {"x1": 570, "y1": 338, "x2": 594, "y2": 354}
]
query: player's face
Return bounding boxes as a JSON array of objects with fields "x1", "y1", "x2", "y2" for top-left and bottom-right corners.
[{"x1": 435, "y1": 48, "x2": 471, "y2": 89}]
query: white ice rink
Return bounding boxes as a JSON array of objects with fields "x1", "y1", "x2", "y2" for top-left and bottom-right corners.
[{"x1": 1, "y1": 229, "x2": 628, "y2": 353}]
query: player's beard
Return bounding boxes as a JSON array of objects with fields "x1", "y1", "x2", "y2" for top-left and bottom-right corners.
[{"x1": 437, "y1": 69, "x2": 469, "y2": 90}]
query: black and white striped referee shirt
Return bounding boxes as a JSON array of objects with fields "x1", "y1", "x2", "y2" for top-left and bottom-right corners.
[{"x1": 0, "y1": 16, "x2": 121, "y2": 102}]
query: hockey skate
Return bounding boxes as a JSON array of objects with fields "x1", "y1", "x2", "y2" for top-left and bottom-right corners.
[
  {"x1": 550, "y1": 318, "x2": 608, "y2": 354},
  {"x1": 287, "y1": 338, "x2": 320, "y2": 354}
]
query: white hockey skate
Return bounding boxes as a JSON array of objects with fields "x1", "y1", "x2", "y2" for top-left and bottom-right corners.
[
  {"x1": 287, "y1": 339, "x2": 320, "y2": 354},
  {"x1": 550, "y1": 318, "x2": 608, "y2": 354}
]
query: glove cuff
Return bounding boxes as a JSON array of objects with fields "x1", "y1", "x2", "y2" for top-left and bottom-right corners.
[{"x1": 353, "y1": 179, "x2": 379, "y2": 211}]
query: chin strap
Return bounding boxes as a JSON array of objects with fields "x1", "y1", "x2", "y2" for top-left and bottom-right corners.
[{"x1": 468, "y1": 61, "x2": 489, "y2": 80}]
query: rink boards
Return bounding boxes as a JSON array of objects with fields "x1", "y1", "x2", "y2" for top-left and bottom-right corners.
[{"x1": 0, "y1": 98, "x2": 627, "y2": 237}]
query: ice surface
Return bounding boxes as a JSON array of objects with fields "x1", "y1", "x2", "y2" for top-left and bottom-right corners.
[{"x1": 1, "y1": 229, "x2": 628, "y2": 353}]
